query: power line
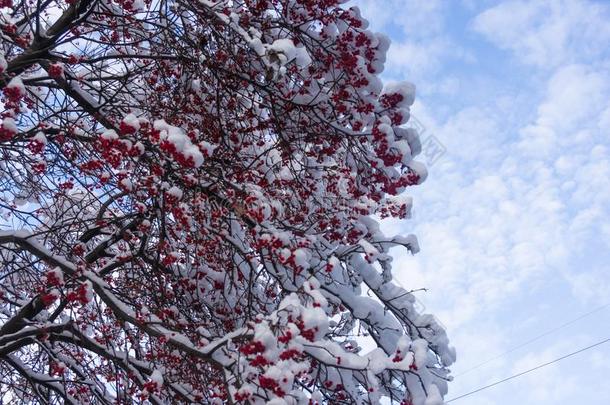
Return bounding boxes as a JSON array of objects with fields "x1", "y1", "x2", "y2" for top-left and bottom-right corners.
[
  {"x1": 446, "y1": 337, "x2": 610, "y2": 403},
  {"x1": 454, "y1": 302, "x2": 610, "y2": 377}
]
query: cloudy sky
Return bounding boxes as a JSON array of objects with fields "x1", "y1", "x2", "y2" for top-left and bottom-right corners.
[{"x1": 353, "y1": 0, "x2": 610, "y2": 403}]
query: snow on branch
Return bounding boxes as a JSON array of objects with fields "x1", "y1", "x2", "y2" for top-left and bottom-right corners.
[{"x1": 0, "y1": 0, "x2": 453, "y2": 404}]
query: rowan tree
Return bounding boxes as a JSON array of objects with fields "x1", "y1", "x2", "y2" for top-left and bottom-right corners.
[{"x1": 0, "y1": 1, "x2": 454, "y2": 404}]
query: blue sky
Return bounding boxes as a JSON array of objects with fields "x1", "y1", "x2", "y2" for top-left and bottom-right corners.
[{"x1": 353, "y1": 0, "x2": 610, "y2": 403}]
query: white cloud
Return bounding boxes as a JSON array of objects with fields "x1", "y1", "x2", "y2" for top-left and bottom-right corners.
[
  {"x1": 472, "y1": 0, "x2": 610, "y2": 68},
  {"x1": 353, "y1": 0, "x2": 445, "y2": 38},
  {"x1": 386, "y1": 38, "x2": 447, "y2": 76},
  {"x1": 508, "y1": 339, "x2": 582, "y2": 402},
  {"x1": 363, "y1": 2, "x2": 610, "y2": 403},
  {"x1": 353, "y1": 0, "x2": 473, "y2": 94},
  {"x1": 564, "y1": 268, "x2": 610, "y2": 304},
  {"x1": 392, "y1": 58, "x2": 610, "y2": 325}
]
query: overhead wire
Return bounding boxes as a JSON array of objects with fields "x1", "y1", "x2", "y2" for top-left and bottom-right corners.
[
  {"x1": 454, "y1": 302, "x2": 610, "y2": 377},
  {"x1": 446, "y1": 337, "x2": 610, "y2": 403}
]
